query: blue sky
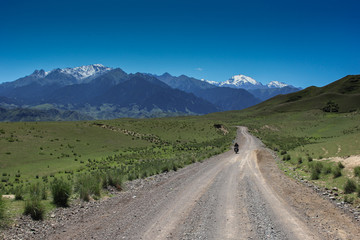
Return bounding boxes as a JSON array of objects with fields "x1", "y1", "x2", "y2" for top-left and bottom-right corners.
[{"x1": 1, "y1": 0, "x2": 359, "y2": 88}]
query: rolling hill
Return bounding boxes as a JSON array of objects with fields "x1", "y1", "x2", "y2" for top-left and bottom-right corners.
[{"x1": 247, "y1": 75, "x2": 360, "y2": 114}]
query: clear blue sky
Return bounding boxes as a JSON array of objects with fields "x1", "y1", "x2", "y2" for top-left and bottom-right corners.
[{"x1": 1, "y1": 0, "x2": 359, "y2": 88}]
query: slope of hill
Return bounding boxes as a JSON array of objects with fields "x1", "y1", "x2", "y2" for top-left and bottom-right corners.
[
  {"x1": 0, "y1": 107, "x2": 92, "y2": 122},
  {"x1": 248, "y1": 75, "x2": 360, "y2": 113}
]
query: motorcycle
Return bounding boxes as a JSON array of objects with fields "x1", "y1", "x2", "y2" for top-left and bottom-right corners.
[{"x1": 234, "y1": 146, "x2": 239, "y2": 154}]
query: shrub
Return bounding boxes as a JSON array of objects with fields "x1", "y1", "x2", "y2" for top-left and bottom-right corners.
[
  {"x1": 344, "y1": 195, "x2": 354, "y2": 204},
  {"x1": 307, "y1": 156, "x2": 313, "y2": 162},
  {"x1": 311, "y1": 169, "x2": 320, "y2": 180},
  {"x1": 338, "y1": 162, "x2": 345, "y2": 169},
  {"x1": 29, "y1": 183, "x2": 41, "y2": 199},
  {"x1": 75, "y1": 174, "x2": 101, "y2": 201},
  {"x1": 280, "y1": 150, "x2": 287, "y2": 155},
  {"x1": 283, "y1": 154, "x2": 291, "y2": 161},
  {"x1": 41, "y1": 184, "x2": 48, "y2": 200},
  {"x1": 14, "y1": 185, "x2": 24, "y2": 200},
  {"x1": 354, "y1": 166, "x2": 360, "y2": 178},
  {"x1": 344, "y1": 179, "x2": 357, "y2": 194},
  {"x1": 24, "y1": 183, "x2": 45, "y2": 220},
  {"x1": 322, "y1": 165, "x2": 332, "y2": 175},
  {"x1": 24, "y1": 199, "x2": 45, "y2": 220},
  {"x1": 51, "y1": 178, "x2": 72, "y2": 207},
  {"x1": 297, "y1": 157, "x2": 303, "y2": 164},
  {"x1": 333, "y1": 167, "x2": 342, "y2": 178},
  {"x1": 312, "y1": 162, "x2": 323, "y2": 174},
  {"x1": 0, "y1": 196, "x2": 5, "y2": 223},
  {"x1": 101, "y1": 170, "x2": 123, "y2": 191}
]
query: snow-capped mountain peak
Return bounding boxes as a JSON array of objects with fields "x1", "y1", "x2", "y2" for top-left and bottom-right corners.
[
  {"x1": 203, "y1": 74, "x2": 299, "y2": 91},
  {"x1": 267, "y1": 81, "x2": 289, "y2": 88},
  {"x1": 59, "y1": 64, "x2": 112, "y2": 81},
  {"x1": 216, "y1": 74, "x2": 265, "y2": 89},
  {"x1": 229, "y1": 75, "x2": 260, "y2": 85}
]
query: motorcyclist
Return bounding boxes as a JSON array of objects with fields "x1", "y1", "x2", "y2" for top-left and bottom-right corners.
[{"x1": 234, "y1": 142, "x2": 239, "y2": 153}]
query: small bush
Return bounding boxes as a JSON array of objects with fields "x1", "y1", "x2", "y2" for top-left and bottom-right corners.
[
  {"x1": 322, "y1": 165, "x2": 332, "y2": 175},
  {"x1": 51, "y1": 178, "x2": 72, "y2": 207},
  {"x1": 344, "y1": 195, "x2": 354, "y2": 204},
  {"x1": 311, "y1": 169, "x2": 320, "y2": 180},
  {"x1": 101, "y1": 170, "x2": 123, "y2": 191},
  {"x1": 41, "y1": 185, "x2": 48, "y2": 200},
  {"x1": 24, "y1": 199, "x2": 45, "y2": 220},
  {"x1": 312, "y1": 162, "x2": 323, "y2": 174},
  {"x1": 29, "y1": 183, "x2": 41, "y2": 199},
  {"x1": 333, "y1": 167, "x2": 342, "y2": 178},
  {"x1": 0, "y1": 196, "x2": 5, "y2": 223},
  {"x1": 280, "y1": 150, "x2": 287, "y2": 155},
  {"x1": 307, "y1": 156, "x2": 313, "y2": 162},
  {"x1": 338, "y1": 162, "x2": 345, "y2": 169},
  {"x1": 283, "y1": 154, "x2": 291, "y2": 161},
  {"x1": 297, "y1": 157, "x2": 303, "y2": 164},
  {"x1": 354, "y1": 166, "x2": 360, "y2": 178},
  {"x1": 344, "y1": 179, "x2": 357, "y2": 194},
  {"x1": 75, "y1": 174, "x2": 101, "y2": 202},
  {"x1": 14, "y1": 185, "x2": 24, "y2": 200},
  {"x1": 24, "y1": 183, "x2": 45, "y2": 220}
]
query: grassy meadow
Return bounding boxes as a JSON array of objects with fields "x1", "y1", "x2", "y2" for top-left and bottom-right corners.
[{"x1": 0, "y1": 116, "x2": 235, "y2": 223}]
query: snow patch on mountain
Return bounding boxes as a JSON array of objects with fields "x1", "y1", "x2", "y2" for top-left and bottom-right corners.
[
  {"x1": 201, "y1": 79, "x2": 220, "y2": 86},
  {"x1": 219, "y1": 75, "x2": 264, "y2": 89},
  {"x1": 267, "y1": 81, "x2": 289, "y2": 88},
  {"x1": 203, "y1": 74, "x2": 297, "y2": 90},
  {"x1": 59, "y1": 64, "x2": 112, "y2": 81}
]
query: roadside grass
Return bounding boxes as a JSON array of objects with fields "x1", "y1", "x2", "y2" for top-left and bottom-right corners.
[
  {"x1": 210, "y1": 109, "x2": 360, "y2": 205},
  {"x1": 0, "y1": 117, "x2": 235, "y2": 223}
]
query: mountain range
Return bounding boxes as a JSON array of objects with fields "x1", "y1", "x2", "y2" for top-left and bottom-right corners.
[
  {"x1": 0, "y1": 64, "x2": 300, "y2": 121},
  {"x1": 203, "y1": 74, "x2": 301, "y2": 101}
]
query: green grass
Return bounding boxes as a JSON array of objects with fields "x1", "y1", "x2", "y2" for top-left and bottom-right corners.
[{"x1": 0, "y1": 116, "x2": 235, "y2": 222}]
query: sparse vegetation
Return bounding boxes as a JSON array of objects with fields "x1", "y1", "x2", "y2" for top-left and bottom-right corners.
[
  {"x1": 75, "y1": 174, "x2": 101, "y2": 201},
  {"x1": 51, "y1": 178, "x2": 72, "y2": 207},
  {"x1": 354, "y1": 166, "x2": 360, "y2": 178},
  {"x1": 14, "y1": 185, "x2": 24, "y2": 200},
  {"x1": 24, "y1": 183, "x2": 45, "y2": 220},
  {"x1": 338, "y1": 162, "x2": 345, "y2": 169},
  {"x1": 0, "y1": 196, "x2": 5, "y2": 225},
  {"x1": 333, "y1": 167, "x2": 342, "y2": 178},
  {"x1": 344, "y1": 179, "x2": 357, "y2": 194}
]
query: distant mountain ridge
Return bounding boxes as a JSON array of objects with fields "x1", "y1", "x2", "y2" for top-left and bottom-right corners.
[
  {"x1": 203, "y1": 74, "x2": 297, "y2": 89},
  {"x1": 1, "y1": 64, "x2": 112, "y2": 89},
  {"x1": 0, "y1": 64, "x2": 317, "y2": 121},
  {"x1": 0, "y1": 65, "x2": 220, "y2": 120},
  {"x1": 154, "y1": 73, "x2": 261, "y2": 111},
  {"x1": 202, "y1": 74, "x2": 301, "y2": 100}
]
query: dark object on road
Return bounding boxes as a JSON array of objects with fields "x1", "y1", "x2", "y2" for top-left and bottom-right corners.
[{"x1": 234, "y1": 142, "x2": 239, "y2": 154}]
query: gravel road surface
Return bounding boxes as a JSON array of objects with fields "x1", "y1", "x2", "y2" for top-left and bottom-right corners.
[{"x1": 3, "y1": 127, "x2": 360, "y2": 239}]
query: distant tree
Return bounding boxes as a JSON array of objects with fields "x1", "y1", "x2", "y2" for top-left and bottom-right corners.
[{"x1": 322, "y1": 100, "x2": 339, "y2": 112}]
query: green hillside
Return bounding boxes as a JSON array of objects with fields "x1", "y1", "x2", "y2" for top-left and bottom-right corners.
[
  {"x1": 248, "y1": 75, "x2": 360, "y2": 113},
  {"x1": 0, "y1": 117, "x2": 234, "y2": 191}
]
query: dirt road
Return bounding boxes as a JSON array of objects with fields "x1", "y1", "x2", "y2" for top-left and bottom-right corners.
[{"x1": 11, "y1": 127, "x2": 360, "y2": 239}]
